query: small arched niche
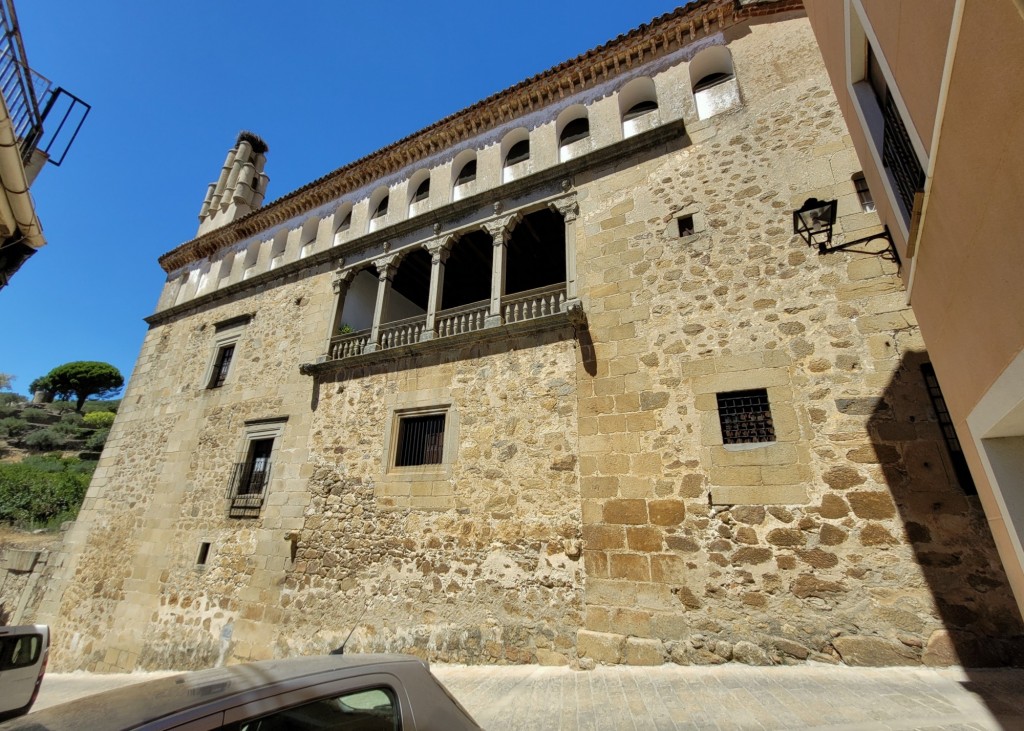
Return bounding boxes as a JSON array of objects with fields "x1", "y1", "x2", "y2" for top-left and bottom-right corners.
[
  {"x1": 452, "y1": 150, "x2": 478, "y2": 201},
  {"x1": 368, "y1": 186, "x2": 391, "y2": 233},
  {"x1": 557, "y1": 105, "x2": 591, "y2": 162},
  {"x1": 333, "y1": 203, "x2": 353, "y2": 246},
  {"x1": 618, "y1": 77, "x2": 660, "y2": 138},
  {"x1": 689, "y1": 45, "x2": 740, "y2": 120},
  {"x1": 500, "y1": 128, "x2": 531, "y2": 183},
  {"x1": 299, "y1": 217, "x2": 319, "y2": 259},
  {"x1": 408, "y1": 170, "x2": 431, "y2": 218}
]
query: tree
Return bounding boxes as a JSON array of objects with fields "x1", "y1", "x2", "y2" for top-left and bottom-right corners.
[
  {"x1": 0, "y1": 373, "x2": 11, "y2": 391},
  {"x1": 41, "y1": 361, "x2": 124, "y2": 412}
]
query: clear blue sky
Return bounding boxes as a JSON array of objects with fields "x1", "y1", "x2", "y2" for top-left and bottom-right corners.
[{"x1": 0, "y1": 1, "x2": 677, "y2": 396}]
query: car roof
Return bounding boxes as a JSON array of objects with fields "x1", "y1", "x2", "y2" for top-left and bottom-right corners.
[{"x1": 1, "y1": 654, "x2": 428, "y2": 731}]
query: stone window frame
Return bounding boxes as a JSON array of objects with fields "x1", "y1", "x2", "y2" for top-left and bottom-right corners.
[
  {"x1": 694, "y1": 360, "x2": 809, "y2": 506},
  {"x1": 226, "y1": 417, "x2": 288, "y2": 518},
  {"x1": 376, "y1": 388, "x2": 460, "y2": 511},
  {"x1": 202, "y1": 314, "x2": 251, "y2": 390}
]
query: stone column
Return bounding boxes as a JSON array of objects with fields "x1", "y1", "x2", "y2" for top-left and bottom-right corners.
[
  {"x1": 483, "y1": 213, "x2": 520, "y2": 328},
  {"x1": 422, "y1": 235, "x2": 454, "y2": 341},
  {"x1": 366, "y1": 253, "x2": 399, "y2": 353},
  {"x1": 325, "y1": 263, "x2": 353, "y2": 359},
  {"x1": 550, "y1": 195, "x2": 580, "y2": 301}
]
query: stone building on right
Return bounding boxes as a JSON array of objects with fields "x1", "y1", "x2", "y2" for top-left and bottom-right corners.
[{"x1": 803, "y1": 0, "x2": 1024, "y2": 619}]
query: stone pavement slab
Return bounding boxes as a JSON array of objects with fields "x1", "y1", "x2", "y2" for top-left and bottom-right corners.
[{"x1": 29, "y1": 663, "x2": 1024, "y2": 730}]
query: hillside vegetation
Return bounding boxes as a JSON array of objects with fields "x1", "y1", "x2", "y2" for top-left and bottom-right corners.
[{"x1": 0, "y1": 393, "x2": 118, "y2": 529}]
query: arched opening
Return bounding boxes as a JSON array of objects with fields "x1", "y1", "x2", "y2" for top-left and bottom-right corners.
[
  {"x1": 330, "y1": 266, "x2": 378, "y2": 359},
  {"x1": 506, "y1": 208, "x2": 566, "y2": 295},
  {"x1": 618, "y1": 77, "x2": 660, "y2": 138},
  {"x1": 408, "y1": 170, "x2": 431, "y2": 217},
  {"x1": 689, "y1": 46, "x2": 739, "y2": 120},
  {"x1": 333, "y1": 203, "x2": 353, "y2": 246},
  {"x1": 380, "y1": 248, "x2": 431, "y2": 347},
  {"x1": 436, "y1": 230, "x2": 493, "y2": 336},
  {"x1": 452, "y1": 150, "x2": 478, "y2": 201},
  {"x1": 557, "y1": 106, "x2": 590, "y2": 162},
  {"x1": 501, "y1": 128, "x2": 531, "y2": 183},
  {"x1": 217, "y1": 251, "x2": 235, "y2": 288},
  {"x1": 252, "y1": 236, "x2": 272, "y2": 275},
  {"x1": 299, "y1": 218, "x2": 318, "y2": 259},
  {"x1": 368, "y1": 187, "x2": 390, "y2": 232}
]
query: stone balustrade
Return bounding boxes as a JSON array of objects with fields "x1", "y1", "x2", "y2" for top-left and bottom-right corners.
[
  {"x1": 503, "y1": 284, "x2": 567, "y2": 324},
  {"x1": 436, "y1": 300, "x2": 489, "y2": 338}
]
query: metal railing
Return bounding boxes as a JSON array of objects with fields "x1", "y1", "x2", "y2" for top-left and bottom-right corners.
[
  {"x1": 0, "y1": 0, "x2": 90, "y2": 166},
  {"x1": 882, "y1": 90, "x2": 925, "y2": 217},
  {"x1": 226, "y1": 461, "x2": 271, "y2": 518},
  {"x1": 503, "y1": 283, "x2": 567, "y2": 323}
]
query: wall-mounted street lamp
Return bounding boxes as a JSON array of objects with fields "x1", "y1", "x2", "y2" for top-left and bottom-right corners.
[{"x1": 792, "y1": 198, "x2": 900, "y2": 265}]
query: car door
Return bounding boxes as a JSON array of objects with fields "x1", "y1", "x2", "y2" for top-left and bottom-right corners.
[{"x1": 0, "y1": 625, "x2": 49, "y2": 720}]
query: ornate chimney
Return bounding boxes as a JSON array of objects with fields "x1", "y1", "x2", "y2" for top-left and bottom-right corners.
[{"x1": 197, "y1": 131, "x2": 269, "y2": 236}]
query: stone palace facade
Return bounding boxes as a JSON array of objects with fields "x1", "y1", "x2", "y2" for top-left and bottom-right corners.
[{"x1": 33, "y1": 0, "x2": 1023, "y2": 670}]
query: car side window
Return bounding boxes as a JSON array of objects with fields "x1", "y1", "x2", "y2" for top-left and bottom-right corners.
[
  {"x1": 234, "y1": 686, "x2": 399, "y2": 731},
  {"x1": 0, "y1": 634, "x2": 42, "y2": 670}
]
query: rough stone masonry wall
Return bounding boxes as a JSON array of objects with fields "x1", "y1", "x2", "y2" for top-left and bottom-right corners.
[{"x1": 572, "y1": 17, "x2": 1024, "y2": 667}]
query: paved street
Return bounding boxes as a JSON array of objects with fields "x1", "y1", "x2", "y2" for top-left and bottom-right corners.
[{"x1": 31, "y1": 663, "x2": 1024, "y2": 730}]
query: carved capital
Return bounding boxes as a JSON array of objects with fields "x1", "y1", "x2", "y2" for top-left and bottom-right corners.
[
  {"x1": 550, "y1": 196, "x2": 579, "y2": 223},
  {"x1": 482, "y1": 212, "x2": 522, "y2": 244},
  {"x1": 426, "y1": 234, "x2": 455, "y2": 264},
  {"x1": 332, "y1": 268, "x2": 356, "y2": 294},
  {"x1": 373, "y1": 252, "x2": 401, "y2": 279}
]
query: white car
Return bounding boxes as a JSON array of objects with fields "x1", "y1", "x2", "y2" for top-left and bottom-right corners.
[
  {"x1": 0, "y1": 624, "x2": 48, "y2": 721},
  {"x1": 0, "y1": 652, "x2": 481, "y2": 730}
]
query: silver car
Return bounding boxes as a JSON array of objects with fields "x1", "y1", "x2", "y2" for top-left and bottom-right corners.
[
  {"x1": 0, "y1": 625, "x2": 49, "y2": 722},
  {"x1": 0, "y1": 653, "x2": 481, "y2": 730}
]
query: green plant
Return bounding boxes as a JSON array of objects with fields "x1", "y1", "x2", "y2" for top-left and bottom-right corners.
[
  {"x1": 60, "y1": 410, "x2": 84, "y2": 425},
  {"x1": 84, "y1": 428, "x2": 110, "y2": 452},
  {"x1": 0, "y1": 392, "x2": 26, "y2": 406},
  {"x1": 0, "y1": 417, "x2": 29, "y2": 437},
  {"x1": 23, "y1": 428, "x2": 75, "y2": 450},
  {"x1": 83, "y1": 411, "x2": 116, "y2": 428},
  {"x1": 0, "y1": 457, "x2": 92, "y2": 527},
  {"x1": 83, "y1": 399, "x2": 120, "y2": 414},
  {"x1": 338, "y1": 323, "x2": 354, "y2": 334}
]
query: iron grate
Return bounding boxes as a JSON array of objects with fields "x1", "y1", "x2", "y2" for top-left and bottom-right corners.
[{"x1": 717, "y1": 389, "x2": 775, "y2": 445}]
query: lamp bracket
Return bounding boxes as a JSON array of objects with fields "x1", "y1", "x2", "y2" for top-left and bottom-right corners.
[{"x1": 817, "y1": 225, "x2": 901, "y2": 266}]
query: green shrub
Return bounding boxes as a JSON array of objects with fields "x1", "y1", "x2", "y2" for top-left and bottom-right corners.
[
  {"x1": 83, "y1": 411, "x2": 116, "y2": 428},
  {"x1": 0, "y1": 393, "x2": 26, "y2": 406},
  {"x1": 0, "y1": 458, "x2": 92, "y2": 526},
  {"x1": 22, "y1": 428, "x2": 75, "y2": 450},
  {"x1": 83, "y1": 399, "x2": 120, "y2": 414},
  {"x1": 0, "y1": 403, "x2": 19, "y2": 418},
  {"x1": 60, "y1": 411, "x2": 84, "y2": 425},
  {"x1": 0, "y1": 417, "x2": 29, "y2": 437},
  {"x1": 84, "y1": 428, "x2": 110, "y2": 452}
]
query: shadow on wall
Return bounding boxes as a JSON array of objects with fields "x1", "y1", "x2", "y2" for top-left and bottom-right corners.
[{"x1": 867, "y1": 349, "x2": 1024, "y2": 668}]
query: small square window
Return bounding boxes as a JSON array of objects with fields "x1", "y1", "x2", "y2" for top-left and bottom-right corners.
[
  {"x1": 677, "y1": 215, "x2": 695, "y2": 237},
  {"x1": 717, "y1": 389, "x2": 775, "y2": 444},
  {"x1": 395, "y1": 413, "x2": 446, "y2": 467},
  {"x1": 208, "y1": 344, "x2": 235, "y2": 388}
]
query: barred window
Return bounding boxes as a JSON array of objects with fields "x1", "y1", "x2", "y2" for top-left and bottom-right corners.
[
  {"x1": 853, "y1": 172, "x2": 876, "y2": 213},
  {"x1": 395, "y1": 413, "x2": 446, "y2": 467},
  {"x1": 717, "y1": 389, "x2": 775, "y2": 444},
  {"x1": 208, "y1": 344, "x2": 234, "y2": 389},
  {"x1": 921, "y1": 363, "x2": 977, "y2": 495}
]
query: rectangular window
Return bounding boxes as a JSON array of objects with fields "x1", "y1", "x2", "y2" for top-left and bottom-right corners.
[
  {"x1": 717, "y1": 389, "x2": 775, "y2": 445},
  {"x1": 921, "y1": 363, "x2": 977, "y2": 495},
  {"x1": 677, "y1": 215, "x2": 695, "y2": 237},
  {"x1": 853, "y1": 172, "x2": 876, "y2": 212},
  {"x1": 227, "y1": 418, "x2": 285, "y2": 518},
  {"x1": 196, "y1": 542, "x2": 211, "y2": 566},
  {"x1": 208, "y1": 344, "x2": 235, "y2": 388},
  {"x1": 395, "y1": 413, "x2": 446, "y2": 467}
]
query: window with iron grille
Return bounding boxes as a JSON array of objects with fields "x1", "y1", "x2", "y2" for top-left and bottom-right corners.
[
  {"x1": 717, "y1": 389, "x2": 775, "y2": 445},
  {"x1": 395, "y1": 413, "x2": 446, "y2": 467},
  {"x1": 208, "y1": 344, "x2": 234, "y2": 388},
  {"x1": 921, "y1": 363, "x2": 977, "y2": 495}
]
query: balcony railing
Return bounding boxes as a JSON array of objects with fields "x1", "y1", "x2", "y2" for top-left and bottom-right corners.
[
  {"x1": 322, "y1": 283, "x2": 572, "y2": 364},
  {"x1": 379, "y1": 315, "x2": 425, "y2": 349},
  {"x1": 329, "y1": 328, "x2": 371, "y2": 359},
  {"x1": 226, "y1": 461, "x2": 271, "y2": 518},
  {"x1": 436, "y1": 299, "x2": 489, "y2": 338},
  {"x1": 503, "y1": 284, "x2": 567, "y2": 323}
]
